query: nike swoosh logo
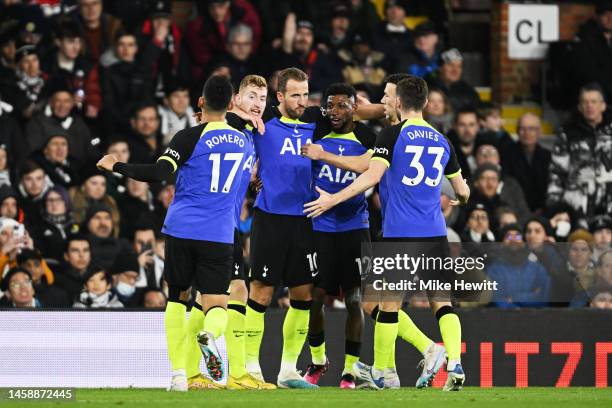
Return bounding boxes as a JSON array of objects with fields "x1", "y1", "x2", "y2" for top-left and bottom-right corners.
[
  {"x1": 311, "y1": 271, "x2": 319, "y2": 277},
  {"x1": 235, "y1": 381, "x2": 259, "y2": 390},
  {"x1": 247, "y1": 334, "x2": 258, "y2": 337}
]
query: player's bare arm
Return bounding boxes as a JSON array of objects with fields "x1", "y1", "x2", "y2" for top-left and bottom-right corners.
[
  {"x1": 304, "y1": 160, "x2": 387, "y2": 218},
  {"x1": 449, "y1": 176, "x2": 470, "y2": 206}
]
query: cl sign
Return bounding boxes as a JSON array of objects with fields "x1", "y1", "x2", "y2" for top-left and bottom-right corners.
[{"x1": 508, "y1": 4, "x2": 559, "y2": 60}]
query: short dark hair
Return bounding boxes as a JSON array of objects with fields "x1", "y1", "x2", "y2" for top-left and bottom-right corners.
[
  {"x1": 384, "y1": 73, "x2": 411, "y2": 86},
  {"x1": 19, "y1": 160, "x2": 44, "y2": 179},
  {"x1": 54, "y1": 19, "x2": 81, "y2": 40},
  {"x1": 454, "y1": 107, "x2": 479, "y2": 123},
  {"x1": 64, "y1": 233, "x2": 90, "y2": 252},
  {"x1": 114, "y1": 29, "x2": 136, "y2": 45},
  {"x1": 202, "y1": 75, "x2": 234, "y2": 112},
  {"x1": 277, "y1": 67, "x2": 308, "y2": 93},
  {"x1": 396, "y1": 76, "x2": 428, "y2": 112},
  {"x1": 579, "y1": 82, "x2": 606, "y2": 102},
  {"x1": 324, "y1": 82, "x2": 356, "y2": 101},
  {"x1": 132, "y1": 103, "x2": 158, "y2": 119}
]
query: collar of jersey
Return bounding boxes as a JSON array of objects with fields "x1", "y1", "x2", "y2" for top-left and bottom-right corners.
[
  {"x1": 322, "y1": 131, "x2": 359, "y2": 143},
  {"x1": 202, "y1": 121, "x2": 236, "y2": 136},
  {"x1": 279, "y1": 116, "x2": 308, "y2": 124},
  {"x1": 400, "y1": 118, "x2": 434, "y2": 130}
]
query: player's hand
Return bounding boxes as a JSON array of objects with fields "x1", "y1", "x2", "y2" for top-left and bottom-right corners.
[
  {"x1": 301, "y1": 143, "x2": 324, "y2": 160},
  {"x1": 249, "y1": 115, "x2": 266, "y2": 135},
  {"x1": 97, "y1": 154, "x2": 119, "y2": 172},
  {"x1": 193, "y1": 111, "x2": 203, "y2": 124},
  {"x1": 450, "y1": 180, "x2": 470, "y2": 206},
  {"x1": 250, "y1": 176, "x2": 263, "y2": 193},
  {"x1": 304, "y1": 186, "x2": 338, "y2": 218},
  {"x1": 356, "y1": 94, "x2": 371, "y2": 106}
]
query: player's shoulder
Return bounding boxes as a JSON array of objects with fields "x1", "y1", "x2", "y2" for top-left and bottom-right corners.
[
  {"x1": 262, "y1": 105, "x2": 280, "y2": 122},
  {"x1": 380, "y1": 121, "x2": 404, "y2": 138},
  {"x1": 353, "y1": 122, "x2": 377, "y2": 145}
]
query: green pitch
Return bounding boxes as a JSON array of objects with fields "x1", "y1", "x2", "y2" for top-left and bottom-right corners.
[{"x1": 3, "y1": 387, "x2": 612, "y2": 408}]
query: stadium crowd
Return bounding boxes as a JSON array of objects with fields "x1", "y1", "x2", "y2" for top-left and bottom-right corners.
[{"x1": 0, "y1": 0, "x2": 610, "y2": 310}]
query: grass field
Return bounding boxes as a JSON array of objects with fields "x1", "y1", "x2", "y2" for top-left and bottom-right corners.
[{"x1": 3, "y1": 388, "x2": 611, "y2": 408}]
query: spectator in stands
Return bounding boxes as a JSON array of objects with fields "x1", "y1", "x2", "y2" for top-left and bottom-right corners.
[
  {"x1": 496, "y1": 207, "x2": 519, "y2": 230},
  {"x1": 24, "y1": 86, "x2": 97, "y2": 163},
  {"x1": 567, "y1": 229, "x2": 597, "y2": 308},
  {"x1": 0, "y1": 92, "x2": 23, "y2": 165},
  {"x1": 158, "y1": 81, "x2": 197, "y2": 146},
  {"x1": 69, "y1": 164, "x2": 120, "y2": 234},
  {"x1": 477, "y1": 103, "x2": 512, "y2": 152},
  {"x1": 447, "y1": 108, "x2": 480, "y2": 179},
  {"x1": 16, "y1": 160, "x2": 52, "y2": 225},
  {"x1": 548, "y1": 83, "x2": 612, "y2": 222},
  {"x1": 502, "y1": 113, "x2": 551, "y2": 214},
  {"x1": 469, "y1": 163, "x2": 528, "y2": 233},
  {"x1": 110, "y1": 248, "x2": 141, "y2": 307},
  {"x1": 0, "y1": 185, "x2": 24, "y2": 223},
  {"x1": 475, "y1": 144, "x2": 531, "y2": 224},
  {"x1": 153, "y1": 180, "x2": 174, "y2": 221},
  {"x1": 41, "y1": 19, "x2": 101, "y2": 119},
  {"x1": 73, "y1": 265, "x2": 123, "y2": 308},
  {"x1": 595, "y1": 250, "x2": 612, "y2": 290},
  {"x1": 397, "y1": 21, "x2": 439, "y2": 78},
  {"x1": 84, "y1": 202, "x2": 130, "y2": 271},
  {"x1": 325, "y1": 2, "x2": 352, "y2": 52},
  {"x1": 0, "y1": 22, "x2": 18, "y2": 78},
  {"x1": 138, "y1": 0, "x2": 190, "y2": 101},
  {"x1": 0, "y1": 217, "x2": 33, "y2": 276},
  {"x1": 460, "y1": 202, "x2": 495, "y2": 243},
  {"x1": 30, "y1": 131, "x2": 79, "y2": 189},
  {"x1": 590, "y1": 290, "x2": 612, "y2": 309},
  {"x1": 573, "y1": 2, "x2": 612, "y2": 102},
  {"x1": 101, "y1": 32, "x2": 154, "y2": 134},
  {"x1": 590, "y1": 215, "x2": 612, "y2": 262},
  {"x1": 55, "y1": 234, "x2": 91, "y2": 301},
  {"x1": 185, "y1": 0, "x2": 261, "y2": 83},
  {"x1": 219, "y1": 23, "x2": 259, "y2": 88},
  {"x1": 426, "y1": 48, "x2": 480, "y2": 112},
  {"x1": 524, "y1": 216, "x2": 565, "y2": 285},
  {"x1": 103, "y1": 138, "x2": 129, "y2": 198},
  {"x1": 142, "y1": 288, "x2": 167, "y2": 308},
  {"x1": 0, "y1": 267, "x2": 40, "y2": 308},
  {"x1": 338, "y1": 32, "x2": 388, "y2": 95},
  {"x1": 268, "y1": 14, "x2": 342, "y2": 94},
  {"x1": 487, "y1": 223, "x2": 550, "y2": 309},
  {"x1": 424, "y1": 87, "x2": 452, "y2": 134},
  {"x1": 0, "y1": 144, "x2": 10, "y2": 187},
  {"x1": 133, "y1": 224, "x2": 163, "y2": 289},
  {"x1": 75, "y1": 0, "x2": 123, "y2": 65},
  {"x1": 1, "y1": 43, "x2": 47, "y2": 121},
  {"x1": 116, "y1": 178, "x2": 155, "y2": 240},
  {"x1": 17, "y1": 248, "x2": 70, "y2": 307},
  {"x1": 373, "y1": 0, "x2": 412, "y2": 60},
  {"x1": 125, "y1": 104, "x2": 163, "y2": 164},
  {"x1": 29, "y1": 186, "x2": 77, "y2": 264}
]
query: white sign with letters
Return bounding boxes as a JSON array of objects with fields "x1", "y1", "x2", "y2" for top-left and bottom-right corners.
[{"x1": 508, "y1": 4, "x2": 559, "y2": 60}]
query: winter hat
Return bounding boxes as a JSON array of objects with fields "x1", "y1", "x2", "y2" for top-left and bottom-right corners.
[{"x1": 110, "y1": 250, "x2": 140, "y2": 275}]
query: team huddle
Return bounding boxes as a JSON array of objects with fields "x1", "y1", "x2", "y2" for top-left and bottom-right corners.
[{"x1": 97, "y1": 67, "x2": 470, "y2": 392}]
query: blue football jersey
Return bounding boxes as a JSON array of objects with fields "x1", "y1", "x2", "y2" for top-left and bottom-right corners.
[
  {"x1": 234, "y1": 125, "x2": 256, "y2": 227},
  {"x1": 371, "y1": 118, "x2": 461, "y2": 238},
  {"x1": 311, "y1": 123, "x2": 376, "y2": 232},
  {"x1": 160, "y1": 121, "x2": 248, "y2": 243},
  {"x1": 253, "y1": 106, "x2": 323, "y2": 216}
]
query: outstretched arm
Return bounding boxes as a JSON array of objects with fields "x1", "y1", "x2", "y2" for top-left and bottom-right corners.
[
  {"x1": 97, "y1": 155, "x2": 174, "y2": 182},
  {"x1": 304, "y1": 160, "x2": 387, "y2": 218},
  {"x1": 301, "y1": 143, "x2": 372, "y2": 173}
]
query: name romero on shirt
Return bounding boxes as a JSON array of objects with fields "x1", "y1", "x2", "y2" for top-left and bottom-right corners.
[{"x1": 205, "y1": 133, "x2": 245, "y2": 149}]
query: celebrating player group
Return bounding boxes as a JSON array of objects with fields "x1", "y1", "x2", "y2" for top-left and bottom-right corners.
[{"x1": 96, "y1": 67, "x2": 470, "y2": 392}]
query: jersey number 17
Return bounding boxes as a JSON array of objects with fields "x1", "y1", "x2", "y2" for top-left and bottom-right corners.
[{"x1": 209, "y1": 152, "x2": 244, "y2": 193}]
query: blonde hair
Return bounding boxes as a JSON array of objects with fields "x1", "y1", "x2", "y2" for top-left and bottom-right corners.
[{"x1": 239, "y1": 75, "x2": 267, "y2": 92}]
